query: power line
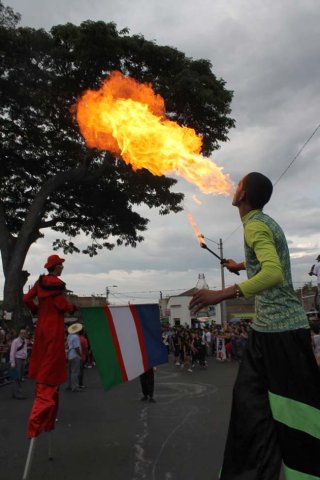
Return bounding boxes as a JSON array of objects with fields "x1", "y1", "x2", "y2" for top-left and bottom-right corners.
[
  {"x1": 273, "y1": 122, "x2": 320, "y2": 186},
  {"x1": 111, "y1": 289, "x2": 186, "y2": 295}
]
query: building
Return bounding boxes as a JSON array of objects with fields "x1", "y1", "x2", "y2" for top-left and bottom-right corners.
[{"x1": 160, "y1": 288, "x2": 222, "y2": 327}]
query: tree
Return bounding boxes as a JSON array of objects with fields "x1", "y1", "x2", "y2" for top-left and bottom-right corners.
[{"x1": 0, "y1": 3, "x2": 235, "y2": 327}]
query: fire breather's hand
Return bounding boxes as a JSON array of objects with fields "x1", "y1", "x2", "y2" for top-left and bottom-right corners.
[
  {"x1": 189, "y1": 289, "x2": 224, "y2": 313},
  {"x1": 222, "y1": 259, "x2": 241, "y2": 273}
]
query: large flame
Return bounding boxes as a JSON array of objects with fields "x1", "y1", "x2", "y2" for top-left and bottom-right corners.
[{"x1": 74, "y1": 71, "x2": 233, "y2": 195}]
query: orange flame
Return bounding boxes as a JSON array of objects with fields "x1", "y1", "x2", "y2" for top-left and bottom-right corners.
[
  {"x1": 192, "y1": 194, "x2": 202, "y2": 205},
  {"x1": 74, "y1": 71, "x2": 233, "y2": 195},
  {"x1": 188, "y1": 212, "x2": 205, "y2": 246}
]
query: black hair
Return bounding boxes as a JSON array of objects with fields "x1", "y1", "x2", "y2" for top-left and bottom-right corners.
[{"x1": 243, "y1": 172, "x2": 273, "y2": 209}]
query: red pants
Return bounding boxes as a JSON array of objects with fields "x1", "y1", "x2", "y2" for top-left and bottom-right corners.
[{"x1": 27, "y1": 383, "x2": 59, "y2": 438}]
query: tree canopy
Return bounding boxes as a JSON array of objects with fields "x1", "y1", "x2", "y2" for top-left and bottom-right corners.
[{"x1": 0, "y1": 2, "x2": 234, "y2": 321}]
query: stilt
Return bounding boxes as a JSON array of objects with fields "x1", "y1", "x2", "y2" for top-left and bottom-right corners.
[
  {"x1": 48, "y1": 432, "x2": 53, "y2": 460},
  {"x1": 22, "y1": 437, "x2": 37, "y2": 480}
]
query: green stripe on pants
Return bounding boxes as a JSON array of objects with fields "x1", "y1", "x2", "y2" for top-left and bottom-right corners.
[
  {"x1": 268, "y1": 391, "x2": 320, "y2": 440},
  {"x1": 284, "y1": 464, "x2": 320, "y2": 480}
]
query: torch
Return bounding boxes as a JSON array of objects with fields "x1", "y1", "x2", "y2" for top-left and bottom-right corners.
[
  {"x1": 188, "y1": 213, "x2": 240, "y2": 275},
  {"x1": 199, "y1": 236, "x2": 240, "y2": 276}
]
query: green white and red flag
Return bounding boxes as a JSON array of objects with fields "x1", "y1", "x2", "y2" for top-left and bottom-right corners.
[{"x1": 80, "y1": 304, "x2": 168, "y2": 390}]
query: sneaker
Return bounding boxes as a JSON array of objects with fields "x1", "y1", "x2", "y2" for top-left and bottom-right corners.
[
  {"x1": 187, "y1": 369, "x2": 193, "y2": 372},
  {"x1": 79, "y1": 385, "x2": 86, "y2": 389},
  {"x1": 175, "y1": 362, "x2": 180, "y2": 366},
  {"x1": 149, "y1": 398, "x2": 156, "y2": 403}
]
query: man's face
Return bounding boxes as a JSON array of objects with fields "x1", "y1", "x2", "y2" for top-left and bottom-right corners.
[
  {"x1": 19, "y1": 329, "x2": 27, "y2": 338},
  {"x1": 53, "y1": 263, "x2": 64, "y2": 276},
  {"x1": 232, "y1": 177, "x2": 246, "y2": 207}
]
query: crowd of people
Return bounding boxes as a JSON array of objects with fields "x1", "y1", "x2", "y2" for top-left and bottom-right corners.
[
  {"x1": 162, "y1": 315, "x2": 320, "y2": 373},
  {"x1": 0, "y1": 321, "x2": 94, "y2": 398},
  {"x1": 163, "y1": 320, "x2": 250, "y2": 371},
  {"x1": 1, "y1": 316, "x2": 320, "y2": 394}
]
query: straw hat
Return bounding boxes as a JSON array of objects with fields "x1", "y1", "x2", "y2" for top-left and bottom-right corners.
[{"x1": 67, "y1": 323, "x2": 83, "y2": 335}]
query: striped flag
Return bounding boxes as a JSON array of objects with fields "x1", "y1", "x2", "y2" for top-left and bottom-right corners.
[{"x1": 80, "y1": 304, "x2": 168, "y2": 390}]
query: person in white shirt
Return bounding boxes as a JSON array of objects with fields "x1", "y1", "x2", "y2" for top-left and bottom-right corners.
[
  {"x1": 67, "y1": 323, "x2": 82, "y2": 392},
  {"x1": 309, "y1": 255, "x2": 320, "y2": 309},
  {"x1": 311, "y1": 330, "x2": 320, "y2": 367},
  {"x1": 10, "y1": 327, "x2": 28, "y2": 399},
  {"x1": 205, "y1": 328, "x2": 212, "y2": 356},
  {"x1": 309, "y1": 255, "x2": 320, "y2": 286}
]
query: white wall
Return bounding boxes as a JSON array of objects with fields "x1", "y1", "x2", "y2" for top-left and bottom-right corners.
[
  {"x1": 167, "y1": 295, "x2": 192, "y2": 326},
  {"x1": 162, "y1": 295, "x2": 222, "y2": 327}
]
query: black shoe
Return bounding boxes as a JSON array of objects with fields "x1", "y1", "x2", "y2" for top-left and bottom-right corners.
[
  {"x1": 140, "y1": 396, "x2": 148, "y2": 401},
  {"x1": 149, "y1": 398, "x2": 156, "y2": 403}
]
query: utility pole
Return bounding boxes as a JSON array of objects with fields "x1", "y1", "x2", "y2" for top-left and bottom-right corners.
[
  {"x1": 219, "y1": 238, "x2": 226, "y2": 326},
  {"x1": 105, "y1": 285, "x2": 117, "y2": 304}
]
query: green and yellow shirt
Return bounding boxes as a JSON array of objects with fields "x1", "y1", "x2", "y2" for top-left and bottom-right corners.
[{"x1": 238, "y1": 210, "x2": 309, "y2": 332}]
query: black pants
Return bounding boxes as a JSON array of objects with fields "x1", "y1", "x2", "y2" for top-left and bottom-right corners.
[
  {"x1": 78, "y1": 360, "x2": 85, "y2": 387},
  {"x1": 220, "y1": 329, "x2": 320, "y2": 480},
  {"x1": 140, "y1": 369, "x2": 154, "y2": 398}
]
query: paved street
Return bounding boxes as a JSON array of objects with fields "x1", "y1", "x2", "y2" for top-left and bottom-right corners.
[{"x1": 0, "y1": 358, "x2": 284, "y2": 480}]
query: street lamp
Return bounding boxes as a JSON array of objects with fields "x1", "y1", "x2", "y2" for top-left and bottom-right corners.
[{"x1": 105, "y1": 285, "x2": 118, "y2": 304}]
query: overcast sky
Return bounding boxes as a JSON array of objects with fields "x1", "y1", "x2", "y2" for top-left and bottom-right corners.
[{"x1": 3, "y1": 0, "x2": 320, "y2": 304}]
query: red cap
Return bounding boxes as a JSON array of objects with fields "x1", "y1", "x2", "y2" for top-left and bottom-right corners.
[{"x1": 44, "y1": 255, "x2": 65, "y2": 269}]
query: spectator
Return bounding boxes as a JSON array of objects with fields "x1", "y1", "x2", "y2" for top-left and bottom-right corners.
[
  {"x1": 171, "y1": 329, "x2": 182, "y2": 366},
  {"x1": 10, "y1": 327, "x2": 28, "y2": 399},
  {"x1": 140, "y1": 368, "x2": 156, "y2": 403},
  {"x1": 204, "y1": 328, "x2": 213, "y2": 356},
  {"x1": 311, "y1": 329, "x2": 320, "y2": 368},
  {"x1": 78, "y1": 330, "x2": 89, "y2": 388},
  {"x1": 194, "y1": 330, "x2": 207, "y2": 368},
  {"x1": 67, "y1": 323, "x2": 83, "y2": 392},
  {"x1": 309, "y1": 255, "x2": 320, "y2": 309},
  {"x1": 162, "y1": 328, "x2": 170, "y2": 354}
]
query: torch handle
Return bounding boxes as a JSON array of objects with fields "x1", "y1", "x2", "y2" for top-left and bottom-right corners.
[
  {"x1": 201, "y1": 245, "x2": 240, "y2": 275},
  {"x1": 221, "y1": 258, "x2": 240, "y2": 276}
]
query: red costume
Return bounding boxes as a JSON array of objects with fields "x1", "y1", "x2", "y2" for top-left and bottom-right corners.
[
  {"x1": 23, "y1": 255, "x2": 76, "y2": 438},
  {"x1": 24, "y1": 274, "x2": 75, "y2": 385}
]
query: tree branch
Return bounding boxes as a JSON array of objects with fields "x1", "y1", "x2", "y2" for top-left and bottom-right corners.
[
  {"x1": 39, "y1": 219, "x2": 59, "y2": 229},
  {"x1": 7, "y1": 165, "x2": 88, "y2": 275}
]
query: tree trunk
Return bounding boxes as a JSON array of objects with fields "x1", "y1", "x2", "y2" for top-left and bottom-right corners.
[
  {"x1": 1, "y1": 166, "x2": 89, "y2": 331},
  {"x1": 3, "y1": 269, "x2": 33, "y2": 330}
]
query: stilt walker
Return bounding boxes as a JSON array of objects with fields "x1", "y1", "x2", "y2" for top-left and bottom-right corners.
[
  {"x1": 22, "y1": 255, "x2": 77, "y2": 478},
  {"x1": 190, "y1": 172, "x2": 320, "y2": 480}
]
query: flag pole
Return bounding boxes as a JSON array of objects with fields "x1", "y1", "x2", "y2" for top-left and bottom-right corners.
[{"x1": 22, "y1": 438, "x2": 37, "y2": 480}]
